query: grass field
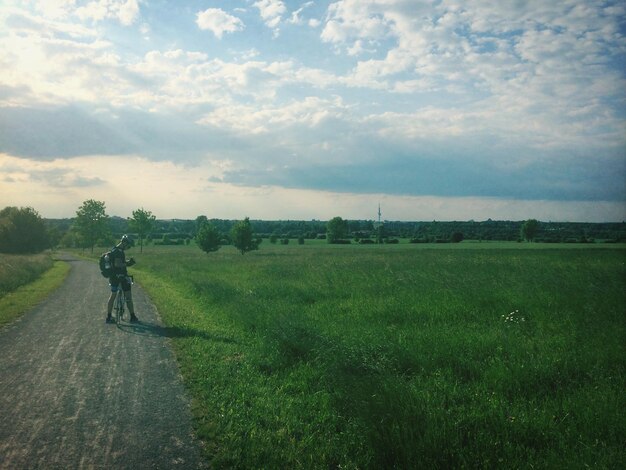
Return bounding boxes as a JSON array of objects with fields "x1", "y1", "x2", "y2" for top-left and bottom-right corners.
[
  {"x1": 0, "y1": 253, "x2": 70, "y2": 327},
  {"x1": 98, "y1": 243, "x2": 624, "y2": 468}
]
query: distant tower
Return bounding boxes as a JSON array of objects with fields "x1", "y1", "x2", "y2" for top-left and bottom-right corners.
[{"x1": 375, "y1": 203, "x2": 384, "y2": 243}]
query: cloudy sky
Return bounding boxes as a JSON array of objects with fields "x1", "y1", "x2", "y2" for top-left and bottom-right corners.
[{"x1": 0, "y1": 0, "x2": 625, "y2": 222}]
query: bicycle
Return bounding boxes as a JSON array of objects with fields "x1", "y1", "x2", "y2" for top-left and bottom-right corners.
[{"x1": 113, "y1": 275, "x2": 133, "y2": 325}]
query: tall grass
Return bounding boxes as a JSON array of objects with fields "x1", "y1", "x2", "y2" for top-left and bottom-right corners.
[
  {"x1": 0, "y1": 253, "x2": 69, "y2": 327},
  {"x1": 132, "y1": 244, "x2": 625, "y2": 468},
  {"x1": 0, "y1": 253, "x2": 54, "y2": 297}
]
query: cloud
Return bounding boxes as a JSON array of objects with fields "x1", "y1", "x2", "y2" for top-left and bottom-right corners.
[
  {"x1": 0, "y1": 1, "x2": 623, "y2": 222},
  {"x1": 196, "y1": 8, "x2": 244, "y2": 39},
  {"x1": 254, "y1": 0, "x2": 286, "y2": 30},
  {"x1": 220, "y1": 149, "x2": 626, "y2": 203},
  {"x1": 3, "y1": 153, "x2": 622, "y2": 221},
  {"x1": 197, "y1": 96, "x2": 347, "y2": 134},
  {"x1": 29, "y1": 168, "x2": 105, "y2": 188},
  {"x1": 75, "y1": 0, "x2": 140, "y2": 26},
  {"x1": 287, "y1": 1, "x2": 313, "y2": 25}
]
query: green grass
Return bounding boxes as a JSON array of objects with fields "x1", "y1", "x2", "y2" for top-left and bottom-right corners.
[
  {"x1": 0, "y1": 253, "x2": 70, "y2": 327},
  {"x1": 121, "y1": 243, "x2": 625, "y2": 468}
]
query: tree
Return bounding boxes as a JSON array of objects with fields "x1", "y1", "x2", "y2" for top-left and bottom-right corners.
[
  {"x1": 74, "y1": 199, "x2": 109, "y2": 253},
  {"x1": 195, "y1": 215, "x2": 208, "y2": 236},
  {"x1": 451, "y1": 232, "x2": 464, "y2": 243},
  {"x1": 128, "y1": 208, "x2": 156, "y2": 253},
  {"x1": 0, "y1": 206, "x2": 49, "y2": 253},
  {"x1": 521, "y1": 219, "x2": 539, "y2": 242},
  {"x1": 326, "y1": 216, "x2": 348, "y2": 243},
  {"x1": 231, "y1": 217, "x2": 259, "y2": 255},
  {"x1": 196, "y1": 222, "x2": 221, "y2": 253}
]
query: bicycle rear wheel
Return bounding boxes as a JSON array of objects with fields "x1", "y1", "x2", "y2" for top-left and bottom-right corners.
[{"x1": 115, "y1": 290, "x2": 124, "y2": 324}]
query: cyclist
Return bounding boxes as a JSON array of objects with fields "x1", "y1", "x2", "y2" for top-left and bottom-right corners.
[{"x1": 105, "y1": 234, "x2": 138, "y2": 323}]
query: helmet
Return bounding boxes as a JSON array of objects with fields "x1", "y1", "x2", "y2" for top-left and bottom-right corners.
[{"x1": 120, "y1": 234, "x2": 133, "y2": 247}]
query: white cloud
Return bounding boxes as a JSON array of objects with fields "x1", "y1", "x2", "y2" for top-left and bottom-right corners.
[
  {"x1": 197, "y1": 96, "x2": 347, "y2": 134},
  {"x1": 1, "y1": 1, "x2": 623, "y2": 220},
  {"x1": 75, "y1": 0, "x2": 140, "y2": 26},
  {"x1": 2, "y1": 153, "x2": 623, "y2": 222},
  {"x1": 254, "y1": 0, "x2": 286, "y2": 29},
  {"x1": 32, "y1": 0, "x2": 77, "y2": 20},
  {"x1": 0, "y1": 14, "x2": 119, "y2": 105},
  {"x1": 287, "y1": 1, "x2": 313, "y2": 25},
  {"x1": 196, "y1": 8, "x2": 244, "y2": 39}
]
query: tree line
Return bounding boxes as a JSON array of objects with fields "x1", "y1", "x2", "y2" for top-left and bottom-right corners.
[{"x1": 2, "y1": 201, "x2": 625, "y2": 255}]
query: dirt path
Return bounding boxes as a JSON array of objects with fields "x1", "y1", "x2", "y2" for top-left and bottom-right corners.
[{"x1": 0, "y1": 255, "x2": 207, "y2": 469}]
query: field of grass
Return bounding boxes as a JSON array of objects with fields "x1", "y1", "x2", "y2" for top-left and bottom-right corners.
[
  {"x1": 0, "y1": 253, "x2": 70, "y2": 327},
  {"x1": 0, "y1": 253, "x2": 54, "y2": 296},
  {"x1": 115, "y1": 243, "x2": 624, "y2": 468}
]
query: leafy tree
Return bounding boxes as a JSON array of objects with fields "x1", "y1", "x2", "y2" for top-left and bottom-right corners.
[
  {"x1": 231, "y1": 217, "x2": 259, "y2": 255},
  {"x1": 521, "y1": 219, "x2": 539, "y2": 242},
  {"x1": 327, "y1": 216, "x2": 348, "y2": 243},
  {"x1": 196, "y1": 222, "x2": 222, "y2": 253},
  {"x1": 0, "y1": 206, "x2": 49, "y2": 253},
  {"x1": 451, "y1": 232, "x2": 464, "y2": 243},
  {"x1": 195, "y1": 215, "x2": 208, "y2": 236},
  {"x1": 74, "y1": 199, "x2": 109, "y2": 253},
  {"x1": 128, "y1": 207, "x2": 156, "y2": 253}
]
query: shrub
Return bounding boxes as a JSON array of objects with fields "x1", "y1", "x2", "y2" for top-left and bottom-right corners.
[{"x1": 0, "y1": 207, "x2": 49, "y2": 254}]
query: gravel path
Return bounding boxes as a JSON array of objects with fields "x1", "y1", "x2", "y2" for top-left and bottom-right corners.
[{"x1": 0, "y1": 255, "x2": 207, "y2": 469}]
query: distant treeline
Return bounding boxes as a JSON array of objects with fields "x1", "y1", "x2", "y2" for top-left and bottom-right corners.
[{"x1": 46, "y1": 217, "x2": 626, "y2": 246}]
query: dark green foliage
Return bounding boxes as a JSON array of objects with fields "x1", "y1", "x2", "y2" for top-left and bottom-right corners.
[
  {"x1": 196, "y1": 222, "x2": 222, "y2": 253},
  {"x1": 327, "y1": 216, "x2": 348, "y2": 243},
  {"x1": 231, "y1": 217, "x2": 260, "y2": 254},
  {"x1": 521, "y1": 219, "x2": 540, "y2": 242},
  {"x1": 45, "y1": 217, "x2": 626, "y2": 246},
  {"x1": 0, "y1": 207, "x2": 49, "y2": 254},
  {"x1": 74, "y1": 199, "x2": 109, "y2": 253},
  {"x1": 451, "y1": 231, "x2": 464, "y2": 242},
  {"x1": 128, "y1": 208, "x2": 156, "y2": 253}
]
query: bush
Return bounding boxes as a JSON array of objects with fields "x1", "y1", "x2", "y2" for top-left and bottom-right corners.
[
  {"x1": 0, "y1": 253, "x2": 53, "y2": 296},
  {"x1": 0, "y1": 207, "x2": 49, "y2": 254},
  {"x1": 196, "y1": 222, "x2": 221, "y2": 253},
  {"x1": 451, "y1": 232, "x2": 464, "y2": 243}
]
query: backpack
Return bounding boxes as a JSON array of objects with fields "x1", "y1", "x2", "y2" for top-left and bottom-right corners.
[{"x1": 99, "y1": 251, "x2": 112, "y2": 278}]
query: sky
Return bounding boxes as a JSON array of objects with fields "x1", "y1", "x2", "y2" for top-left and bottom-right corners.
[{"x1": 0, "y1": 0, "x2": 625, "y2": 222}]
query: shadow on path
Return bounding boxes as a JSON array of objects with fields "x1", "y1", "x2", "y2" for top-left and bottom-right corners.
[{"x1": 117, "y1": 320, "x2": 237, "y2": 344}]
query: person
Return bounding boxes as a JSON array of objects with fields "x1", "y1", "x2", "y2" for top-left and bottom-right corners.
[{"x1": 105, "y1": 235, "x2": 138, "y2": 323}]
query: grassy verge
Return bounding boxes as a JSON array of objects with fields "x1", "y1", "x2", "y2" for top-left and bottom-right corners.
[
  {"x1": 0, "y1": 256, "x2": 70, "y2": 327},
  {"x1": 124, "y1": 244, "x2": 625, "y2": 467}
]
